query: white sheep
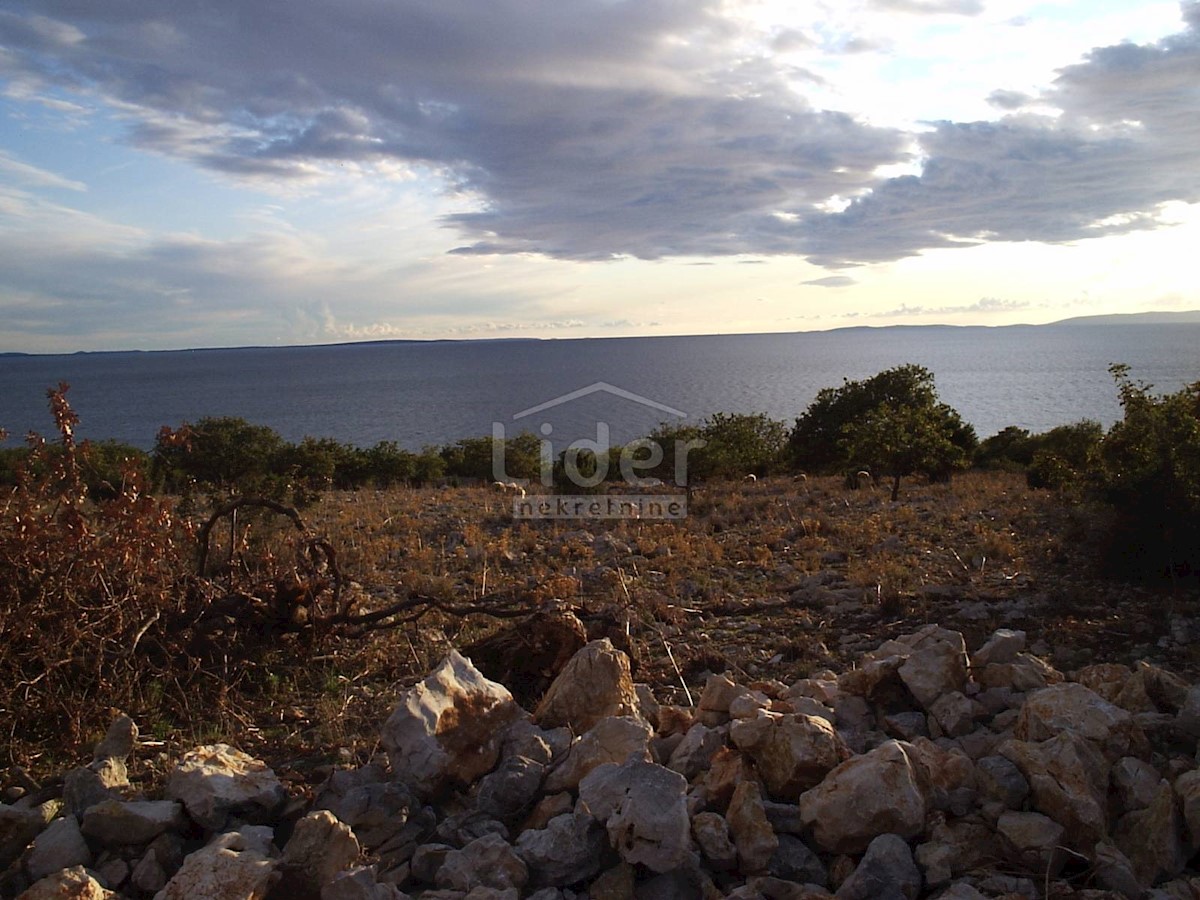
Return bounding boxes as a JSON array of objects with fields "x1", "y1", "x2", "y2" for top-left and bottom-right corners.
[{"x1": 744, "y1": 473, "x2": 758, "y2": 483}]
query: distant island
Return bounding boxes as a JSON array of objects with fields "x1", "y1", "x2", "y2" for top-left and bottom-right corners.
[{"x1": 1047, "y1": 310, "x2": 1200, "y2": 326}]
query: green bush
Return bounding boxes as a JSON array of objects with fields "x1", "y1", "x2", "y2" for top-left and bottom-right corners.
[
  {"x1": 441, "y1": 432, "x2": 541, "y2": 482},
  {"x1": 976, "y1": 426, "x2": 1038, "y2": 471},
  {"x1": 839, "y1": 401, "x2": 971, "y2": 500},
  {"x1": 790, "y1": 364, "x2": 976, "y2": 483},
  {"x1": 1024, "y1": 421, "x2": 1102, "y2": 490},
  {"x1": 1096, "y1": 365, "x2": 1200, "y2": 577},
  {"x1": 153, "y1": 416, "x2": 287, "y2": 495}
]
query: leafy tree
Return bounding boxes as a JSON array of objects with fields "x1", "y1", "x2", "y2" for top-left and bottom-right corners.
[
  {"x1": 1096, "y1": 365, "x2": 1200, "y2": 577},
  {"x1": 840, "y1": 401, "x2": 970, "y2": 500},
  {"x1": 361, "y1": 441, "x2": 416, "y2": 487},
  {"x1": 153, "y1": 416, "x2": 286, "y2": 494},
  {"x1": 696, "y1": 412, "x2": 788, "y2": 479},
  {"x1": 789, "y1": 364, "x2": 976, "y2": 478},
  {"x1": 975, "y1": 426, "x2": 1037, "y2": 471},
  {"x1": 441, "y1": 432, "x2": 542, "y2": 482},
  {"x1": 638, "y1": 422, "x2": 707, "y2": 485},
  {"x1": 1024, "y1": 421, "x2": 1103, "y2": 490}
]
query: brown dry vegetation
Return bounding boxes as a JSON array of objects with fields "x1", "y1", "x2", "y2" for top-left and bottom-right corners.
[{"x1": 9, "y1": 464, "x2": 1196, "y2": 796}]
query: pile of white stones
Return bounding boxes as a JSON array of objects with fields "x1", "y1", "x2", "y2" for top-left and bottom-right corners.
[{"x1": 6, "y1": 623, "x2": 1200, "y2": 899}]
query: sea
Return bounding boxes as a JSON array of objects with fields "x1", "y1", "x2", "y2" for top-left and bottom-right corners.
[{"x1": 1, "y1": 322, "x2": 1198, "y2": 452}]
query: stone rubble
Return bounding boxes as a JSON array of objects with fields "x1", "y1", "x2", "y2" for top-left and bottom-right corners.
[{"x1": 7, "y1": 623, "x2": 1200, "y2": 898}]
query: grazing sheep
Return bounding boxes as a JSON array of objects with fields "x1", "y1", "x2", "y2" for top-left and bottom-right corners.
[
  {"x1": 492, "y1": 481, "x2": 508, "y2": 492},
  {"x1": 844, "y1": 469, "x2": 873, "y2": 490}
]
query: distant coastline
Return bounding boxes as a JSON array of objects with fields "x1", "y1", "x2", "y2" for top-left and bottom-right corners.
[{"x1": 3, "y1": 310, "x2": 1198, "y2": 359}]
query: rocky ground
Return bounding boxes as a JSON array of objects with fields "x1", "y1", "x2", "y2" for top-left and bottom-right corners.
[
  {"x1": 6, "y1": 621, "x2": 1200, "y2": 898},
  {"x1": 3, "y1": 472, "x2": 1200, "y2": 898}
]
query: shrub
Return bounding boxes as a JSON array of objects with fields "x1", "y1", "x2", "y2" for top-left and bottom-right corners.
[
  {"x1": 1095, "y1": 365, "x2": 1200, "y2": 577},
  {"x1": 1024, "y1": 421, "x2": 1103, "y2": 490},
  {"x1": 695, "y1": 412, "x2": 789, "y2": 479},
  {"x1": 976, "y1": 426, "x2": 1037, "y2": 471},
  {"x1": 839, "y1": 401, "x2": 971, "y2": 500},
  {"x1": 790, "y1": 364, "x2": 977, "y2": 481},
  {"x1": 153, "y1": 416, "x2": 287, "y2": 495},
  {"x1": 441, "y1": 432, "x2": 542, "y2": 483},
  {"x1": 0, "y1": 385, "x2": 191, "y2": 747}
]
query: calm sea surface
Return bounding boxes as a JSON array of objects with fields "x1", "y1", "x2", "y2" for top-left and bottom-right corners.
[{"x1": 1, "y1": 324, "x2": 1197, "y2": 451}]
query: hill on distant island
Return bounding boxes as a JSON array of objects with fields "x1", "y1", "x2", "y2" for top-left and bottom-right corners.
[{"x1": 1048, "y1": 310, "x2": 1200, "y2": 326}]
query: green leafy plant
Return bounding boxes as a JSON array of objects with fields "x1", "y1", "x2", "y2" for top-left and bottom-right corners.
[
  {"x1": 1096, "y1": 364, "x2": 1200, "y2": 577},
  {"x1": 790, "y1": 364, "x2": 976, "y2": 484}
]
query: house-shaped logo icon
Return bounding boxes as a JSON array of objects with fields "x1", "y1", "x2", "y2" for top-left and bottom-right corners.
[{"x1": 511, "y1": 382, "x2": 687, "y2": 422}]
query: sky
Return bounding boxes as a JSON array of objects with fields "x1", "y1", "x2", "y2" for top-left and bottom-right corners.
[{"x1": 1, "y1": 0, "x2": 1198, "y2": 352}]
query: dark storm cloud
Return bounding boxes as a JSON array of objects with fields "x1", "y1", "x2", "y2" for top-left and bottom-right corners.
[{"x1": 1, "y1": 0, "x2": 1198, "y2": 267}]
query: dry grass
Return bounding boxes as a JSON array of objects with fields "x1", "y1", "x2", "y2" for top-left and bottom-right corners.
[{"x1": 6, "y1": 466, "x2": 1199, "y2": 788}]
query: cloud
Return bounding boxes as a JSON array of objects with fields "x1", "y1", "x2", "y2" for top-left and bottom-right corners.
[
  {"x1": 0, "y1": 0, "x2": 1197, "y2": 273},
  {"x1": 872, "y1": 297, "x2": 1029, "y2": 317},
  {"x1": 868, "y1": 0, "x2": 984, "y2": 15},
  {"x1": 0, "y1": 151, "x2": 85, "y2": 191},
  {"x1": 0, "y1": 0, "x2": 907, "y2": 264},
  {"x1": 798, "y1": 7, "x2": 1200, "y2": 265},
  {"x1": 802, "y1": 275, "x2": 858, "y2": 288},
  {"x1": 985, "y1": 89, "x2": 1032, "y2": 111}
]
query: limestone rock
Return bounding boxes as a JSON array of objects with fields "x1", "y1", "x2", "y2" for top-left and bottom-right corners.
[
  {"x1": 697, "y1": 674, "x2": 749, "y2": 727},
  {"x1": 534, "y1": 640, "x2": 641, "y2": 733},
  {"x1": 1, "y1": 804, "x2": 53, "y2": 871},
  {"x1": 81, "y1": 799, "x2": 187, "y2": 846},
  {"x1": 974, "y1": 754, "x2": 1029, "y2": 810},
  {"x1": 315, "y1": 766, "x2": 417, "y2": 851},
  {"x1": 1113, "y1": 780, "x2": 1187, "y2": 887},
  {"x1": 734, "y1": 713, "x2": 851, "y2": 800},
  {"x1": 970, "y1": 629, "x2": 1025, "y2": 668},
  {"x1": 93, "y1": 714, "x2": 138, "y2": 762},
  {"x1": 436, "y1": 834, "x2": 527, "y2": 893},
  {"x1": 321, "y1": 866, "x2": 411, "y2": 899},
  {"x1": 999, "y1": 732, "x2": 1110, "y2": 851},
  {"x1": 1015, "y1": 682, "x2": 1148, "y2": 762},
  {"x1": 1175, "y1": 768, "x2": 1200, "y2": 851},
  {"x1": 514, "y1": 812, "x2": 609, "y2": 888},
  {"x1": 153, "y1": 830, "x2": 279, "y2": 900},
  {"x1": 1177, "y1": 684, "x2": 1200, "y2": 739},
  {"x1": 665, "y1": 723, "x2": 725, "y2": 780},
  {"x1": 381, "y1": 650, "x2": 524, "y2": 797},
  {"x1": 1091, "y1": 841, "x2": 1142, "y2": 900},
  {"x1": 62, "y1": 758, "x2": 128, "y2": 817},
  {"x1": 166, "y1": 744, "x2": 287, "y2": 831},
  {"x1": 996, "y1": 811, "x2": 1065, "y2": 875},
  {"x1": 769, "y1": 833, "x2": 827, "y2": 887},
  {"x1": 904, "y1": 738, "x2": 977, "y2": 817},
  {"x1": 895, "y1": 626, "x2": 970, "y2": 710},
  {"x1": 1111, "y1": 756, "x2": 1162, "y2": 814},
  {"x1": 691, "y1": 811, "x2": 737, "y2": 870},
  {"x1": 928, "y1": 692, "x2": 982, "y2": 738},
  {"x1": 799, "y1": 740, "x2": 927, "y2": 855},
  {"x1": 834, "y1": 833, "x2": 921, "y2": 900},
  {"x1": 726, "y1": 780, "x2": 778, "y2": 874},
  {"x1": 25, "y1": 815, "x2": 92, "y2": 882},
  {"x1": 273, "y1": 810, "x2": 361, "y2": 900},
  {"x1": 699, "y1": 746, "x2": 757, "y2": 813},
  {"x1": 578, "y1": 757, "x2": 691, "y2": 873},
  {"x1": 543, "y1": 716, "x2": 652, "y2": 793},
  {"x1": 475, "y1": 755, "x2": 546, "y2": 820},
  {"x1": 18, "y1": 866, "x2": 117, "y2": 900}
]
